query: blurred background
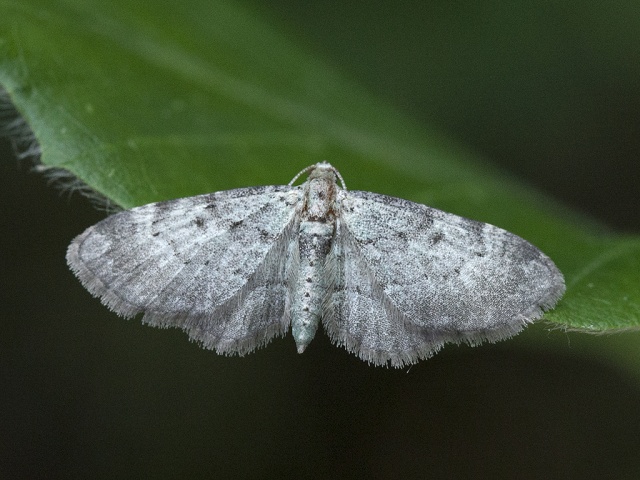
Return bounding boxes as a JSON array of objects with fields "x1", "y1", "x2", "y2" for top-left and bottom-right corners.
[
  {"x1": 2, "y1": 0, "x2": 640, "y2": 478},
  {"x1": 250, "y1": 0, "x2": 640, "y2": 232}
]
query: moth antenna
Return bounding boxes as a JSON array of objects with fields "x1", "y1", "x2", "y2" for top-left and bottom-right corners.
[
  {"x1": 288, "y1": 164, "x2": 316, "y2": 186},
  {"x1": 331, "y1": 165, "x2": 347, "y2": 190}
]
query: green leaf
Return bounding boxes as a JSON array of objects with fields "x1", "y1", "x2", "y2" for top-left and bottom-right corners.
[{"x1": 1, "y1": 0, "x2": 639, "y2": 337}]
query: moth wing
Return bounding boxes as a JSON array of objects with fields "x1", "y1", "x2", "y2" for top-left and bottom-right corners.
[
  {"x1": 327, "y1": 190, "x2": 564, "y2": 365},
  {"x1": 324, "y1": 219, "x2": 449, "y2": 367},
  {"x1": 67, "y1": 185, "x2": 301, "y2": 355}
]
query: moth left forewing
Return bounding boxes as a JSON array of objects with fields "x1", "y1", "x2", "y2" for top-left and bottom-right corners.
[
  {"x1": 338, "y1": 190, "x2": 565, "y2": 348},
  {"x1": 67, "y1": 185, "x2": 302, "y2": 355}
]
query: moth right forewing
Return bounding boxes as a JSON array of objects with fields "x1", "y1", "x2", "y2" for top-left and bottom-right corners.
[
  {"x1": 323, "y1": 218, "x2": 446, "y2": 367},
  {"x1": 338, "y1": 190, "x2": 564, "y2": 348}
]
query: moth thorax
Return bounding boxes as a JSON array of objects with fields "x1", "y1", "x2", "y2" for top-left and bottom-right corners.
[{"x1": 303, "y1": 176, "x2": 337, "y2": 222}]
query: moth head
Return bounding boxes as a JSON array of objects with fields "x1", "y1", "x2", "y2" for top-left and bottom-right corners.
[{"x1": 289, "y1": 162, "x2": 346, "y2": 190}]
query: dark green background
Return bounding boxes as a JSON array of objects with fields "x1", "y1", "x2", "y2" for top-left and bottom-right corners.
[
  {"x1": 2, "y1": 1, "x2": 640, "y2": 478},
  {"x1": 249, "y1": 0, "x2": 640, "y2": 232}
]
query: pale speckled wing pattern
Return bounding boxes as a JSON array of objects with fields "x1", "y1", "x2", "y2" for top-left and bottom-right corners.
[
  {"x1": 324, "y1": 218, "x2": 444, "y2": 367},
  {"x1": 67, "y1": 163, "x2": 565, "y2": 367},
  {"x1": 324, "y1": 190, "x2": 565, "y2": 366},
  {"x1": 67, "y1": 185, "x2": 301, "y2": 355}
]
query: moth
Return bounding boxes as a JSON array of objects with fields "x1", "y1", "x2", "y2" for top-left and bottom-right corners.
[{"x1": 67, "y1": 162, "x2": 565, "y2": 367}]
